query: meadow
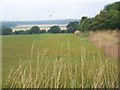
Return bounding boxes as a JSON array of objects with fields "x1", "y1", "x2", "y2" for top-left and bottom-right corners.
[{"x1": 2, "y1": 33, "x2": 118, "y2": 88}]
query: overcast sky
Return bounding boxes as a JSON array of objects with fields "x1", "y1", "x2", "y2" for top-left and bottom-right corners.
[{"x1": 0, "y1": 0, "x2": 119, "y2": 21}]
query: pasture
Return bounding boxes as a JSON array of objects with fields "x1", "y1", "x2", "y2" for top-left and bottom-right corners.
[{"x1": 2, "y1": 34, "x2": 118, "y2": 88}]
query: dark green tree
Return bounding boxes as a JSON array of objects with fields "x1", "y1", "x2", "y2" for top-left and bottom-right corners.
[
  {"x1": 66, "y1": 22, "x2": 79, "y2": 33},
  {"x1": 41, "y1": 30, "x2": 47, "y2": 33},
  {"x1": 14, "y1": 30, "x2": 26, "y2": 35},
  {"x1": 79, "y1": 1, "x2": 120, "y2": 31},
  {"x1": 2, "y1": 27, "x2": 13, "y2": 35},
  {"x1": 79, "y1": 17, "x2": 92, "y2": 32},
  {"x1": 60, "y1": 30, "x2": 67, "y2": 33},
  {"x1": 29, "y1": 26, "x2": 41, "y2": 34},
  {"x1": 48, "y1": 26, "x2": 61, "y2": 34}
]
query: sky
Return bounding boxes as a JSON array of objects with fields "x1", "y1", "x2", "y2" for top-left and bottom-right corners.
[{"x1": 0, "y1": 0, "x2": 119, "y2": 21}]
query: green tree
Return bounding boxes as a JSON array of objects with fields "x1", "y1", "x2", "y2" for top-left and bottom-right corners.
[
  {"x1": 60, "y1": 30, "x2": 67, "y2": 33},
  {"x1": 66, "y1": 22, "x2": 79, "y2": 33},
  {"x1": 14, "y1": 30, "x2": 26, "y2": 35},
  {"x1": 79, "y1": 1, "x2": 120, "y2": 31},
  {"x1": 48, "y1": 26, "x2": 61, "y2": 34},
  {"x1": 2, "y1": 27, "x2": 13, "y2": 35},
  {"x1": 79, "y1": 17, "x2": 92, "y2": 32},
  {"x1": 41, "y1": 30, "x2": 47, "y2": 33},
  {"x1": 29, "y1": 26, "x2": 41, "y2": 34}
]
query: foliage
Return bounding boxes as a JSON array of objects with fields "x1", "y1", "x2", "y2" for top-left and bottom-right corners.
[
  {"x1": 14, "y1": 26, "x2": 46, "y2": 35},
  {"x1": 60, "y1": 30, "x2": 67, "y2": 33},
  {"x1": 41, "y1": 30, "x2": 47, "y2": 33},
  {"x1": 79, "y1": 17, "x2": 92, "y2": 32},
  {"x1": 79, "y1": 1, "x2": 120, "y2": 31},
  {"x1": 2, "y1": 27, "x2": 13, "y2": 35},
  {"x1": 28, "y1": 26, "x2": 41, "y2": 34},
  {"x1": 66, "y1": 21, "x2": 79, "y2": 33},
  {"x1": 48, "y1": 26, "x2": 61, "y2": 34},
  {"x1": 14, "y1": 30, "x2": 26, "y2": 35}
]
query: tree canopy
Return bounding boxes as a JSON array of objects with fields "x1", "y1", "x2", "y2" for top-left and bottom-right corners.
[
  {"x1": 14, "y1": 26, "x2": 47, "y2": 35},
  {"x1": 2, "y1": 27, "x2": 13, "y2": 35},
  {"x1": 48, "y1": 26, "x2": 61, "y2": 34},
  {"x1": 66, "y1": 21, "x2": 79, "y2": 33},
  {"x1": 28, "y1": 26, "x2": 41, "y2": 34},
  {"x1": 79, "y1": 1, "x2": 120, "y2": 31}
]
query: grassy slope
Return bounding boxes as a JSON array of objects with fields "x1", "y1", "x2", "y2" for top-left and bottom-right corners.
[{"x1": 2, "y1": 34, "x2": 118, "y2": 88}]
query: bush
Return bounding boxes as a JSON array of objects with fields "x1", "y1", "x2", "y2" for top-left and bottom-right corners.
[
  {"x1": 2, "y1": 27, "x2": 13, "y2": 35},
  {"x1": 14, "y1": 30, "x2": 26, "y2": 35},
  {"x1": 48, "y1": 26, "x2": 61, "y2": 34},
  {"x1": 66, "y1": 22, "x2": 79, "y2": 33},
  {"x1": 41, "y1": 30, "x2": 47, "y2": 33},
  {"x1": 60, "y1": 30, "x2": 67, "y2": 33},
  {"x1": 29, "y1": 26, "x2": 41, "y2": 34}
]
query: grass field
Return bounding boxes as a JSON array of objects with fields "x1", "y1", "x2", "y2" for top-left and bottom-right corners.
[{"x1": 2, "y1": 34, "x2": 118, "y2": 88}]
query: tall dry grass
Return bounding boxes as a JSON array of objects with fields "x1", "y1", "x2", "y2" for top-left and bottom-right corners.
[
  {"x1": 89, "y1": 30, "x2": 118, "y2": 58},
  {"x1": 3, "y1": 40, "x2": 118, "y2": 88}
]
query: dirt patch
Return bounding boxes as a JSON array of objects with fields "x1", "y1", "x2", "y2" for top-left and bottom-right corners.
[{"x1": 88, "y1": 30, "x2": 118, "y2": 59}]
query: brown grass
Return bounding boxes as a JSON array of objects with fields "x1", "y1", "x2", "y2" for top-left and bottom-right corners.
[{"x1": 88, "y1": 30, "x2": 118, "y2": 59}]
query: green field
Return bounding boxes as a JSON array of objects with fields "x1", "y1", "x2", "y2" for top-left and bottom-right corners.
[{"x1": 2, "y1": 34, "x2": 118, "y2": 88}]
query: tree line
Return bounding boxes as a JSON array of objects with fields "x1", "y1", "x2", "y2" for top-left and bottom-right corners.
[
  {"x1": 2, "y1": 22, "x2": 79, "y2": 35},
  {"x1": 2, "y1": 1, "x2": 120, "y2": 35},
  {"x1": 79, "y1": 1, "x2": 120, "y2": 32}
]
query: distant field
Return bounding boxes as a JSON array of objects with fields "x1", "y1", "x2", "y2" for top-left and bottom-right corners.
[
  {"x1": 2, "y1": 34, "x2": 118, "y2": 88},
  {"x1": 12, "y1": 24, "x2": 67, "y2": 31}
]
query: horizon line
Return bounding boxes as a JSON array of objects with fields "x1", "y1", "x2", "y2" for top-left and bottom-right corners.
[{"x1": 1, "y1": 18, "x2": 81, "y2": 22}]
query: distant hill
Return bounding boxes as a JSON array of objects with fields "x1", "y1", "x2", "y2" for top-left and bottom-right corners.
[
  {"x1": 2, "y1": 19, "x2": 80, "y2": 28},
  {"x1": 15, "y1": 19, "x2": 80, "y2": 25}
]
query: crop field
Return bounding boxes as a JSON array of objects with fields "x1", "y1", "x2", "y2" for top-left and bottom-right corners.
[{"x1": 2, "y1": 33, "x2": 118, "y2": 88}]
